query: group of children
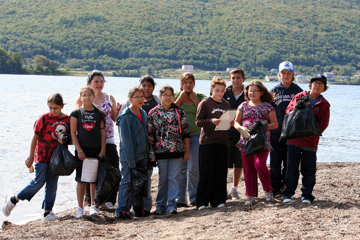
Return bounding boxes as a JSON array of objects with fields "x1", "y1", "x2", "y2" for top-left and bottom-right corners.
[{"x1": 2, "y1": 61, "x2": 330, "y2": 222}]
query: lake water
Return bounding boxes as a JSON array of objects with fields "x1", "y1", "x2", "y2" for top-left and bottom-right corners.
[{"x1": 0, "y1": 74, "x2": 359, "y2": 226}]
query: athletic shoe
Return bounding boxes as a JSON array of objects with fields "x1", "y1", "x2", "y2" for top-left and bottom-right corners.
[
  {"x1": 43, "y1": 212, "x2": 60, "y2": 222},
  {"x1": 245, "y1": 196, "x2": 255, "y2": 206},
  {"x1": 301, "y1": 197, "x2": 312, "y2": 205},
  {"x1": 153, "y1": 209, "x2": 164, "y2": 215},
  {"x1": 117, "y1": 210, "x2": 132, "y2": 220},
  {"x1": 104, "y1": 202, "x2": 115, "y2": 210},
  {"x1": 282, "y1": 196, "x2": 293, "y2": 203},
  {"x1": 76, "y1": 207, "x2": 84, "y2": 218},
  {"x1": 176, "y1": 202, "x2": 188, "y2": 208},
  {"x1": 217, "y1": 203, "x2": 225, "y2": 208},
  {"x1": 229, "y1": 190, "x2": 241, "y2": 200},
  {"x1": 264, "y1": 192, "x2": 274, "y2": 202},
  {"x1": 274, "y1": 193, "x2": 282, "y2": 199},
  {"x1": 90, "y1": 206, "x2": 99, "y2": 216},
  {"x1": 169, "y1": 209, "x2": 178, "y2": 215},
  {"x1": 144, "y1": 209, "x2": 151, "y2": 217},
  {"x1": 2, "y1": 195, "x2": 16, "y2": 217},
  {"x1": 198, "y1": 205, "x2": 206, "y2": 211}
]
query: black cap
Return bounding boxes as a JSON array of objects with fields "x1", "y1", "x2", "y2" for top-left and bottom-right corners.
[{"x1": 310, "y1": 74, "x2": 327, "y2": 85}]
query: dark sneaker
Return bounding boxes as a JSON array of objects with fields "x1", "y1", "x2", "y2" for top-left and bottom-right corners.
[
  {"x1": 273, "y1": 193, "x2": 282, "y2": 199},
  {"x1": 282, "y1": 196, "x2": 293, "y2": 203},
  {"x1": 176, "y1": 202, "x2": 188, "y2": 208},
  {"x1": 143, "y1": 209, "x2": 151, "y2": 217},
  {"x1": 169, "y1": 209, "x2": 178, "y2": 215},
  {"x1": 190, "y1": 201, "x2": 196, "y2": 206},
  {"x1": 117, "y1": 210, "x2": 132, "y2": 220},
  {"x1": 153, "y1": 209, "x2": 164, "y2": 215}
]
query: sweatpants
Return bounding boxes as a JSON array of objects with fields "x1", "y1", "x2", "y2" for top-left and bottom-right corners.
[
  {"x1": 241, "y1": 150, "x2": 273, "y2": 197},
  {"x1": 196, "y1": 144, "x2": 227, "y2": 208}
]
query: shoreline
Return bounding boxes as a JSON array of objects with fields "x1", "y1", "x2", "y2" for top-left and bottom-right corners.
[{"x1": 1, "y1": 162, "x2": 360, "y2": 239}]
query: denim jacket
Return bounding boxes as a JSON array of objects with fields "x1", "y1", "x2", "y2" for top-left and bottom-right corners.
[{"x1": 116, "y1": 107, "x2": 148, "y2": 168}]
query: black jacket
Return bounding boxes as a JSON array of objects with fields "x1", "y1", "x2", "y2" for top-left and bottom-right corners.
[
  {"x1": 270, "y1": 82, "x2": 303, "y2": 141},
  {"x1": 223, "y1": 85, "x2": 246, "y2": 139}
]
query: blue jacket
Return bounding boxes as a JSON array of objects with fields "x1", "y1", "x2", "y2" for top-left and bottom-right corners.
[
  {"x1": 116, "y1": 107, "x2": 148, "y2": 168},
  {"x1": 270, "y1": 82, "x2": 303, "y2": 141}
]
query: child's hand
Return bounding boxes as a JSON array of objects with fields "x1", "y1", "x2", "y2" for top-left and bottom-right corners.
[
  {"x1": 98, "y1": 152, "x2": 105, "y2": 158},
  {"x1": 78, "y1": 151, "x2": 86, "y2": 160},
  {"x1": 25, "y1": 157, "x2": 33, "y2": 168},
  {"x1": 57, "y1": 134, "x2": 64, "y2": 144},
  {"x1": 212, "y1": 118, "x2": 221, "y2": 125},
  {"x1": 183, "y1": 151, "x2": 190, "y2": 162}
]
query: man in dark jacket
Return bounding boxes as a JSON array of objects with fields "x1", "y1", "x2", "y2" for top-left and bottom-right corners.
[{"x1": 270, "y1": 61, "x2": 303, "y2": 198}]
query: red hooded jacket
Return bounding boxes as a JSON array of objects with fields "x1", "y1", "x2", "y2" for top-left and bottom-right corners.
[{"x1": 286, "y1": 91, "x2": 330, "y2": 150}]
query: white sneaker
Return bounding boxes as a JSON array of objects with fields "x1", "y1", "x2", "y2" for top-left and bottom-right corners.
[
  {"x1": 264, "y1": 192, "x2": 274, "y2": 202},
  {"x1": 245, "y1": 196, "x2": 255, "y2": 206},
  {"x1": 198, "y1": 205, "x2": 206, "y2": 211},
  {"x1": 104, "y1": 202, "x2": 115, "y2": 210},
  {"x1": 76, "y1": 207, "x2": 84, "y2": 218},
  {"x1": 90, "y1": 205, "x2": 99, "y2": 216},
  {"x1": 283, "y1": 196, "x2": 293, "y2": 203},
  {"x1": 43, "y1": 211, "x2": 60, "y2": 222},
  {"x1": 301, "y1": 197, "x2": 312, "y2": 205},
  {"x1": 229, "y1": 190, "x2": 241, "y2": 200},
  {"x1": 2, "y1": 195, "x2": 16, "y2": 217},
  {"x1": 217, "y1": 203, "x2": 225, "y2": 208}
]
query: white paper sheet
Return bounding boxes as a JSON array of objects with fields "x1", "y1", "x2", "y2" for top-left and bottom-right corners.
[
  {"x1": 215, "y1": 109, "x2": 237, "y2": 131},
  {"x1": 81, "y1": 158, "x2": 99, "y2": 182}
]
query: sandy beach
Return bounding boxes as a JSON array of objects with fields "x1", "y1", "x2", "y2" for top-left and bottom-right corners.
[{"x1": 1, "y1": 162, "x2": 359, "y2": 239}]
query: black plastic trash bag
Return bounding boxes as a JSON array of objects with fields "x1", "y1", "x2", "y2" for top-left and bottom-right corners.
[
  {"x1": 279, "y1": 95, "x2": 322, "y2": 142},
  {"x1": 95, "y1": 157, "x2": 121, "y2": 207},
  {"x1": 245, "y1": 121, "x2": 268, "y2": 157},
  {"x1": 130, "y1": 167, "x2": 149, "y2": 217},
  {"x1": 47, "y1": 144, "x2": 80, "y2": 177}
]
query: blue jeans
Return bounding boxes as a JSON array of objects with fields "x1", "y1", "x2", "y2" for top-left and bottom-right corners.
[
  {"x1": 17, "y1": 162, "x2": 59, "y2": 212},
  {"x1": 283, "y1": 145, "x2": 317, "y2": 201},
  {"x1": 116, "y1": 158, "x2": 147, "y2": 216},
  {"x1": 156, "y1": 158, "x2": 182, "y2": 214},
  {"x1": 177, "y1": 135, "x2": 200, "y2": 204}
]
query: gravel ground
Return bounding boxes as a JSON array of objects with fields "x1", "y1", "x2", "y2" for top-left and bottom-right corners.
[{"x1": 1, "y1": 162, "x2": 359, "y2": 240}]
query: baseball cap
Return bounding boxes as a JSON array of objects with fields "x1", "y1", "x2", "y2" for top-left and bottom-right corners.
[
  {"x1": 279, "y1": 61, "x2": 294, "y2": 73},
  {"x1": 310, "y1": 74, "x2": 327, "y2": 85}
]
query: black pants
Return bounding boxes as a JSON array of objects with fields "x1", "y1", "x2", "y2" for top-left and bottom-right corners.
[
  {"x1": 283, "y1": 144, "x2": 317, "y2": 201},
  {"x1": 270, "y1": 140, "x2": 287, "y2": 195},
  {"x1": 196, "y1": 144, "x2": 227, "y2": 208},
  {"x1": 85, "y1": 144, "x2": 120, "y2": 206}
]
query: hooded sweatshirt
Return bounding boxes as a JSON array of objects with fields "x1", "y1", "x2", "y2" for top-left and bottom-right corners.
[
  {"x1": 116, "y1": 107, "x2": 149, "y2": 168},
  {"x1": 148, "y1": 103, "x2": 190, "y2": 162},
  {"x1": 270, "y1": 82, "x2": 303, "y2": 141}
]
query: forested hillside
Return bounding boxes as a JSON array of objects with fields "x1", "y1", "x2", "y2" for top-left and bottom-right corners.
[{"x1": 0, "y1": 0, "x2": 359, "y2": 75}]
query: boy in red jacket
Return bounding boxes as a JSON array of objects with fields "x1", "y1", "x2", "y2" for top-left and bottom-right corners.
[{"x1": 282, "y1": 74, "x2": 330, "y2": 204}]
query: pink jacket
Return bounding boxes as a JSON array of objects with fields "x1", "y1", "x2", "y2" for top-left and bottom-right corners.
[{"x1": 286, "y1": 91, "x2": 330, "y2": 150}]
